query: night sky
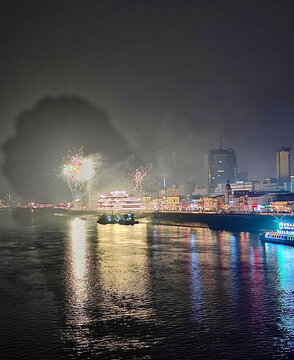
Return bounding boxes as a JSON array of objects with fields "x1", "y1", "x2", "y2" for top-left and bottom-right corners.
[{"x1": 1, "y1": 0, "x2": 294, "y2": 200}]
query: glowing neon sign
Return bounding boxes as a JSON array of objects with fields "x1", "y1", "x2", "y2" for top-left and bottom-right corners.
[{"x1": 278, "y1": 222, "x2": 294, "y2": 230}]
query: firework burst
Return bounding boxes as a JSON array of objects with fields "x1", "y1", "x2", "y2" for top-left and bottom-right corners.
[
  {"x1": 63, "y1": 147, "x2": 95, "y2": 199},
  {"x1": 129, "y1": 165, "x2": 150, "y2": 192}
]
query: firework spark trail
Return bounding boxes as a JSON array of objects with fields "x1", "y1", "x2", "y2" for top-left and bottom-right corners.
[
  {"x1": 129, "y1": 165, "x2": 150, "y2": 192},
  {"x1": 63, "y1": 147, "x2": 95, "y2": 199}
]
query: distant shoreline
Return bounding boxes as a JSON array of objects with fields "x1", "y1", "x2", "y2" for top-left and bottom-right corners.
[
  {"x1": 152, "y1": 212, "x2": 292, "y2": 232},
  {"x1": 5, "y1": 208, "x2": 293, "y2": 233}
]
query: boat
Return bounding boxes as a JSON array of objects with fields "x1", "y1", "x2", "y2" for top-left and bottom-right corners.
[
  {"x1": 260, "y1": 221, "x2": 294, "y2": 246},
  {"x1": 118, "y1": 213, "x2": 139, "y2": 226},
  {"x1": 97, "y1": 214, "x2": 117, "y2": 224},
  {"x1": 97, "y1": 213, "x2": 138, "y2": 225}
]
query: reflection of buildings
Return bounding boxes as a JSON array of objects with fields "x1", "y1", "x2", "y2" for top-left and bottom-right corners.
[
  {"x1": 65, "y1": 218, "x2": 153, "y2": 355},
  {"x1": 148, "y1": 224, "x2": 204, "y2": 326},
  {"x1": 64, "y1": 218, "x2": 294, "y2": 358},
  {"x1": 264, "y1": 243, "x2": 294, "y2": 346},
  {"x1": 97, "y1": 224, "x2": 152, "y2": 322},
  {"x1": 189, "y1": 230, "x2": 203, "y2": 321},
  {"x1": 70, "y1": 218, "x2": 86, "y2": 275},
  {"x1": 96, "y1": 190, "x2": 145, "y2": 211},
  {"x1": 188, "y1": 229, "x2": 270, "y2": 345}
]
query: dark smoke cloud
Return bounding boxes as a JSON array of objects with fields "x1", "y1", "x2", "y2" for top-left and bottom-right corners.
[{"x1": 2, "y1": 96, "x2": 134, "y2": 202}]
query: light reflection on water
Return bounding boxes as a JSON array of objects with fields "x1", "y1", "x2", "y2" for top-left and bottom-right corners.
[
  {"x1": 1, "y1": 210, "x2": 294, "y2": 359},
  {"x1": 267, "y1": 243, "x2": 294, "y2": 351},
  {"x1": 69, "y1": 218, "x2": 87, "y2": 305},
  {"x1": 97, "y1": 224, "x2": 152, "y2": 314},
  {"x1": 64, "y1": 220, "x2": 155, "y2": 357},
  {"x1": 65, "y1": 218, "x2": 90, "y2": 349}
]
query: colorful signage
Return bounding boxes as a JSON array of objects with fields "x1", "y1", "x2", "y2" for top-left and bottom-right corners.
[{"x1": 278, "y1": 222, "x2": 294, "y2": 230}]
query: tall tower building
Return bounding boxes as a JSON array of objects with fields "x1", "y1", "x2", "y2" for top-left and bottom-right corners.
[
  {"x1": 277, "y1": 147, "x2": 290, "y2": 185},
  {"x1": 205, "y1": 147, "x2": 237, "y2": 191}
]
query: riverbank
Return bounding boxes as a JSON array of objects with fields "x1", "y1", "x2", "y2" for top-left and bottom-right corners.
[
  {"x1": 9, "y1": 208, "x2": 292, "y2": 233},
  {"x1": 152, "y1": 212, "x2": 292, "y2": 232}
]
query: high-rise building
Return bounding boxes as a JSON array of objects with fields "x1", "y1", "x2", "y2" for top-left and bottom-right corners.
[
  {"x1": 205, "y1": 148, "x2": 237, "y2": 191},
  {"x1": 162, "y1": 177, "x2": 167, "y2": 189},
  {"x1": 277, "y1": 147, "x2": 290, "y2": 185},
  {"x1": 236, "y1": 172, "x2": 248, "y2": 182}
]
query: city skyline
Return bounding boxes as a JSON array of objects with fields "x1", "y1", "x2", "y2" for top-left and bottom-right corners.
[
  {"x1": 2, "y1": 142, "x2": 294, "y2": 204},
  {"x1": 2, "y1": 139, "x2": 294, "y2": 201},
  {"x1": 0, "y1": 1, "x2": 294, "y2": 199},
  {"x1": 2, "y1": 3, "x2": 294, "y2": 359}
]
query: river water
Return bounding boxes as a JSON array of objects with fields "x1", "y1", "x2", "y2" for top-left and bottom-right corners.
[{"x1": 0, "y1": 209, "x2": 294, "y2": 359}]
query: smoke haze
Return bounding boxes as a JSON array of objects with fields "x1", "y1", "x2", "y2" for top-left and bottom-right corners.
[
  {"x1": 1, "y1": 1, "x2": 294, "y2": 197},
  {"x1": 2, "y1": 96, "x2": 134, "y2": 201}
]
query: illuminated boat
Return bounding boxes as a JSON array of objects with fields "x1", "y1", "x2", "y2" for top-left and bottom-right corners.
[
  {"x1": 97, "y1": 214, "x2": 117, "y2": 224},
  {"x1": 260, "y1": 221, "x2": 294, "y2": 246},
  {"x1": 118, "y1": 213, "x2": 139, "y2": 225},
  {"x1": 97, "y1": 213, "x2": 139, "y2": 225}
]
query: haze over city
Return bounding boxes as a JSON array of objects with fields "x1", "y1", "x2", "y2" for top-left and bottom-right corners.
[
  {"x1": 1, "y1": 0, "x2": 294, "y2": 201},
  {"x1": 3, "y1": 2, "x2": 294, "y2": 360}
]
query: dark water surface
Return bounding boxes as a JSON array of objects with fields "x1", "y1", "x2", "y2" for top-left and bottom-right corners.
[{"x1": 1, "y1": 209, "x2": 294, "y2": 359}]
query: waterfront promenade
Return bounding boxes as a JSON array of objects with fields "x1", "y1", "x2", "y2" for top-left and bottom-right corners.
[
  {"x1": 152, "y1": 211, "x2": 293, "y2": 232},
  {"x1": 66, "y1": 208, "x2": 293, "y2": 232}
]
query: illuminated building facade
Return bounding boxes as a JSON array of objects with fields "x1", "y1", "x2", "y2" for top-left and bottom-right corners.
[
  {"x1": 205, "y1": 148, "x2": 237, "y2": 191},
  {"x1": 230, "y1": 181, "x2": 256, "y2": 193},
  {"x1": 166, "y1": 196, "x2": 180, "y2": 210},
  {"x1": 277, "y1": 147, "x2": 290, "y2": 185},
  {"x1": 96, "y1": 191, "x2": 145, "y2": 211}
]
